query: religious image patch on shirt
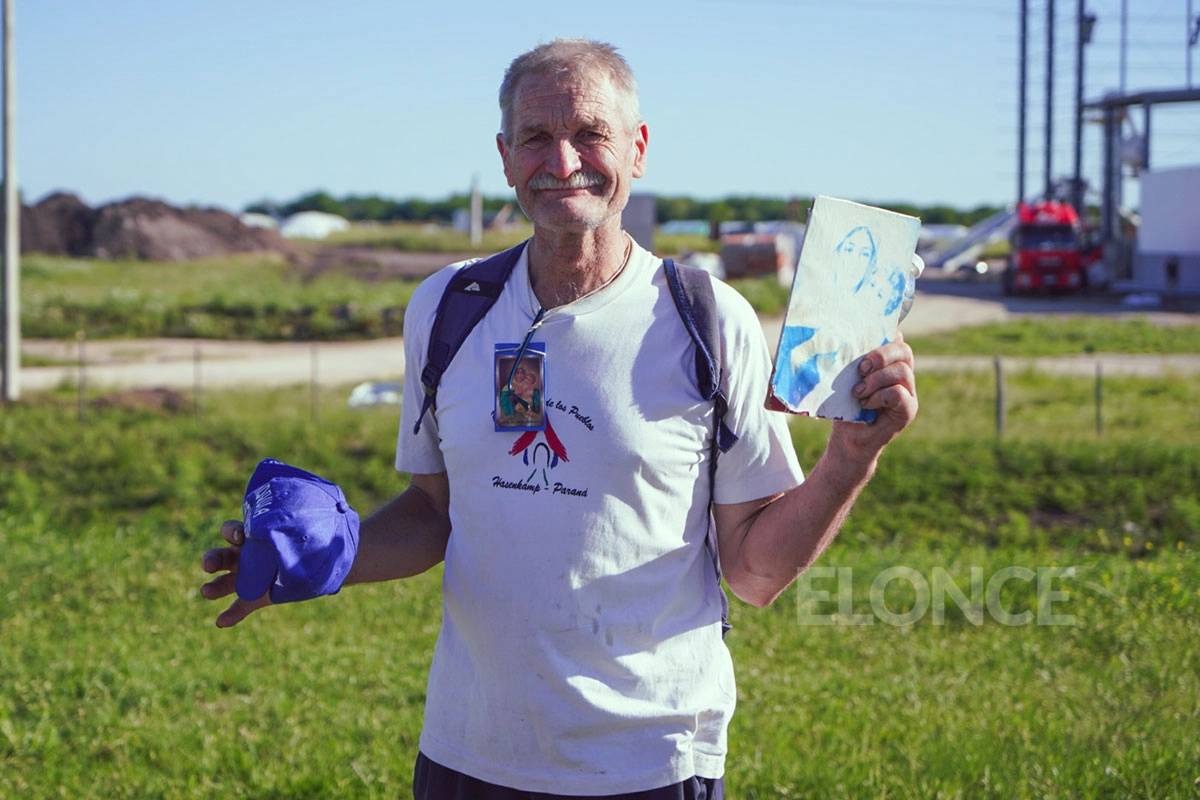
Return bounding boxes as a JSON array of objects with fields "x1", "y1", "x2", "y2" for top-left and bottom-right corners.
[{"x1": 494, "y1": 342, "x2": 547, "y2": 432}]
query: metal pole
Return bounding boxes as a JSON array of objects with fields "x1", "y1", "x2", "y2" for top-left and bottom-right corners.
[
  {"x1": 1120, "y1": 0, "x2": 1127, "y2": 93},
  {"x1": 1019, "y1": 0, "x2": 1029, "y2": 205},
  {"x1": 1, "y1": 0, "x2": 18, "y2": 403},
  {"x1": 1101, "y1": 104, "x2": 1116, "y2": 243},
  {"x1": 1189, "y1": 0, "x2": 1196, "y2": 87},
  {"x1": 1142, "y1": 103, "x2": 1151, "y2": 172},
  {"x1": 1073, "y1": 0, "x2": 1085, "y2": 213},
  {"x1": 1046, "y1": 0, "x2": 1056, "y2": 199}
]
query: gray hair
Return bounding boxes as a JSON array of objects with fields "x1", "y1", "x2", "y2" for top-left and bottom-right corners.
[{"x1": 498, "y1": 38, "x2": 640, "y2": 143}]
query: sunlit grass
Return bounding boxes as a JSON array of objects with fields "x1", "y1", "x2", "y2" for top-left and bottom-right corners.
[
  {"x1": 654, "y1": 232, "x2": 720, "y2": 256},
  {"x1": 907, "y1": 316, "x2": 1200, "y2": 356},
  {"x1": 21, "y1": 254, "x2": 422, "y2": 341},
  {"x1": 2, "y1": 378, "x2": 1198, "y2": 797},
  {"x1": 323, "y1": 221, "x2": 532, "y2": 253}
]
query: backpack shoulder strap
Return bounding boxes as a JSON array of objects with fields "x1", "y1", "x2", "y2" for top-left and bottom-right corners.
[
  {"x1": 412, "y1": 240, "x2": 528, "y2": 434},
  {"x1": 663, "y1": 258, "x2": 739, "y2": 635},
  {"x1": 663, "y1": 259, "x2": 738, "y2": 453}
]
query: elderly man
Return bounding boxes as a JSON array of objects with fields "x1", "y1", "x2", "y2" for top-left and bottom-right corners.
[{"x1": 202, "y1": 38, "x2": 917, "y2": 799}]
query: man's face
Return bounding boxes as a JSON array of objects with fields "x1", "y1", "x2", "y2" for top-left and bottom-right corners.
[{"x1": 497, "y1": 70, "x2": 648, "y2": 235}]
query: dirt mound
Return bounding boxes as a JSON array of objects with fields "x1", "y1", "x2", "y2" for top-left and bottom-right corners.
[
  {"x1": 20, "y1": 192, "x2": 97, "y2": 256},
  {"x1": 90, "y1": 197, "x2": 294, "y2": 261},
  {"x1": 17, "y1": 194, "x2": 295, "y2": 261},
  {"x1": 305, "y1": 245, "x2": 472, "y2": 281},
  {"x1": 91, "y1": 387, "x2": 190, "y2": 414}
]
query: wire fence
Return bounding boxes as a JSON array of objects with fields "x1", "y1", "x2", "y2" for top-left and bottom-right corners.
[
  {"x1": 21, "y1": 332, "x2": 1185, "y2": 443},
  {"x1": 21, "y1": 333, "x2": 405, "y2": 424},
  {"x1": 14, "y1": 314, "x2": 1200, "y2": 448},
  {"x1": 992, "y1": 354, "x2": 1106, "y2": 436}
]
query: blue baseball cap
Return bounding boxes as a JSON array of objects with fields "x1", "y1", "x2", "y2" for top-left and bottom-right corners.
[{"x1": 236, "y1": 458, "x2": 360, "y2": 604}]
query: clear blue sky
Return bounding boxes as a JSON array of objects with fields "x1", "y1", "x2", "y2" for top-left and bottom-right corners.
[{"x1": 16, "y1": 0, "x2": 1200, "y2": 213}]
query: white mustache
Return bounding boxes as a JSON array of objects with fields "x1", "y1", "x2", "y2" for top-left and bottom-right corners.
[{"x1": 528, "y1": 171, "x2": 607, "y2": 191}]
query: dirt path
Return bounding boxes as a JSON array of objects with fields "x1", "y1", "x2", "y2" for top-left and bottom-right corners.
[{"x1": 20, "y1": 337, "x2": 409, "y2": 394}]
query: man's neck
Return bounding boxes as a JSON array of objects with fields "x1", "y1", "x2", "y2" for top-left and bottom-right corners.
[{"x1": 527, "y1": 224, "x2": 631, "y2": 309}]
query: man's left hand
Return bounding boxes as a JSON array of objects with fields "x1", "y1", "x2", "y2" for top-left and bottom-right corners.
[{"x1": 834, "y1": 332, "x2": 918, "y2": 463}]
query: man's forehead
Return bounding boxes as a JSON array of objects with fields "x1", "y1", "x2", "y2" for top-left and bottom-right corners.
[{"x1": 511, "y1": 72, "x2": 621, "y2": 126}]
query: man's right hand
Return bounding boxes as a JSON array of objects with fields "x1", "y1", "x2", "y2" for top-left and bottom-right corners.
[{"x1": 200, "y1": 519, "x2": 273, "y2": 628}]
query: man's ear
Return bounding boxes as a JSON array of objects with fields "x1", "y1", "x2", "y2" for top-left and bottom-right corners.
[
  {"x1": 497, "y1": 133, "x2": 515, "y2": 187},
  {"x1": 631, "y1": 122, "x2": 649, "y2": 179}
]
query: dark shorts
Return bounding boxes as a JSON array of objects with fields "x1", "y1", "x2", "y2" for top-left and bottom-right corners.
[{"x1": 413, "y1": 752, "x2": 725, "y2": 800}]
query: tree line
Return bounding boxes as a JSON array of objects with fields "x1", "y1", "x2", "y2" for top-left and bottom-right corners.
[
  {"x1": 243, "y1": 191, "x2": 512, "y2": 224},
  {"x1": 655, "y1": 196, "x2": 1002, "y2": 228},
  {"x1": 246, "y1": 190, "x2": 1003, "y2": 228}
]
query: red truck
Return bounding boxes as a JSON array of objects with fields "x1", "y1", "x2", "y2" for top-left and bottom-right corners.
[{"x1": 1004, "y1": 201, "x2": 1097, "y2": 294}]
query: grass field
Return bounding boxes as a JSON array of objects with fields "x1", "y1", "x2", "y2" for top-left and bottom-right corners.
[
  {"x1": 20, "y1": 254, "x2": 422, "y2": 342},
  {"x1": 5, "y1": 252, "x2": 1199, "y2": 797},
  {"x1": 323, "y1": 221, "x2": 532, "y2": 254},
  {"x1": 2, "y1": 365, "x2": 1198, "y2": 798},
  {"x1": 909, "y1": 317, "x2": 1200, "y2": 357}
]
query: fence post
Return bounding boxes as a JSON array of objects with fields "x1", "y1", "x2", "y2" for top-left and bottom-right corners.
[
  {"x1": 311, "y1": 343, "x2": 319, "y2": 423},
  {"x1": 76, "y1": 330, "x2": 86, "y2": 421},
  {"x1": 1095, "y1": 361, "x2": 1103, "y2": 436},
  {"x1": 994, "y1": 355, "x2": 1006, "y2": 436},
  {"x1": 194, "y1": 342, "x2": 202, "y2": 420}
]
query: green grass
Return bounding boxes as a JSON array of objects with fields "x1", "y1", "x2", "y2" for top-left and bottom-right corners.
[
  {"x1": 21, "y1": 254, "x2": 422, "y2": 341},
  {"x1": 7, "y1": 247, "x2": 1200, "y2": 796},
  {"x1": 726, "y1": 276, "x2": 792, "y2": 317},
  {"x1": 20, "y1": 253, "x2": 1200, "y2": 349},
  {"x1": 326, "y1": 224, "x2": 718, "y2": 258},
  {"x1": 728, "y1": 543, "x2": 1198, "y2": 799},
  {"x1": 21, "y1": 251, "x2": 802, "y2": 340},
  {"x1": 16, "y1": 353, "x2": 60, "y2": 367},
  {"x1": 787, "y1": 371, "x2": 1200, "y2": 552},
  {"x1": 654, "y1": 232, "x2": 721, "y2": 257},
  {"x1": 323, "y1": 221, "x2": 533, "y2": 253},
  {"x1": 908, "y1": 316, "x2": 1200, "y2": 357},
  {"x1": 979, "y1": 238, "x2": 1011, "y2": 259},
  {"x1": 907, "y1": 368, "x2": 1199, "y2": 444},
  {"x1": 2, "y1": 374, "x2": 1198, "y2": 798}
]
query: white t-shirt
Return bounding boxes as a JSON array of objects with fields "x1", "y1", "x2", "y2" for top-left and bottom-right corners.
[{"x1": 396, "y1": 240, "x2": 803, "y2": 794}]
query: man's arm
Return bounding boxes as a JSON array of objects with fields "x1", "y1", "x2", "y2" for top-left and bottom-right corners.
[
  {"x1": 715, "y1": 337, "x2": 917, "y2": 608},
  {"x1": 345, "y1": 471, "x2": 452, "y2": 585},
  {"x1": 200, "y1": 472, "x2": 452, "y2": 628}
]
